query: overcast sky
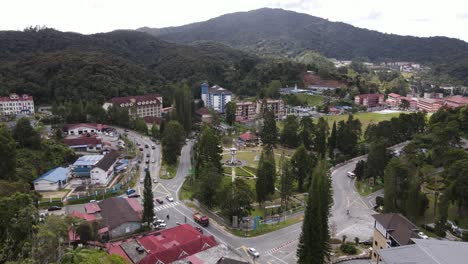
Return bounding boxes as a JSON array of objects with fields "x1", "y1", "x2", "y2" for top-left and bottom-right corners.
[{"x1": 2, "y1": 0, "x2": 468, "y2": 42}]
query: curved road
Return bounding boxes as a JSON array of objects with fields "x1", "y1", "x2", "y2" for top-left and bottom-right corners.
[{"x1": 121, "y1": 127, "x2": 403, "y2": 263}]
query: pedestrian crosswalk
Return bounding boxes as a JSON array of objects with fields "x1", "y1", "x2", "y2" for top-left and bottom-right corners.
[{"x1": 154, "y1": 201, "x2": 180, "y2": 212}]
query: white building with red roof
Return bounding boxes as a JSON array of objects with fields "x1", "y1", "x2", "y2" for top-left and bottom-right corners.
[
  {"x1": 0, "y1": 93, "x2": 34, "y2": 116},
  {"x1": 103, "y1": 94, "x2": 163, "y2": 119},
  {"x1": 63, "y1": 123, "x2": 108, "y2": 135}
]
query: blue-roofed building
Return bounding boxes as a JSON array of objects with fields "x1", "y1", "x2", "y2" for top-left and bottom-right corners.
[
  {"x1": 72, "y1": 154, "x2": 104, "y2": 177},
  {"x1": 34, "y1": 167, "x2": 70, "y2": 191}
]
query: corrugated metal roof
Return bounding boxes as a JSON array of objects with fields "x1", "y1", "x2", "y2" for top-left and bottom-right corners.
[{"x1": 34, "y1": 167, "x2": 69, "y2": 183}]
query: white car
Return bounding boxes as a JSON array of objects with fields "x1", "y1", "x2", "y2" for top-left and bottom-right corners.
[
  {"x1": 154, "y1": 219, "x2": 165, "y2": 224},
  {"x1": 153, "y1": 178, "x2": 158, "y2": 183},
  {"x1": 155, "y1": 223, "x2": 167, "y2": 229},
  {"x1": 418, "y1": 232, "x2": 429, "y2": 239},
  {"x1": 247, "y1": 247, "x2": 260, "y2": 258},
  {"x1": 151, "y1": 159, "x2": 155, "y2": 163},
  {"x1": 166, "y1": 196, "x2": 174, "y2": 202}
]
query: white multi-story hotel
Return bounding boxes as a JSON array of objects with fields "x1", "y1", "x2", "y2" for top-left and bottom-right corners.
[
  {"x1": 0, "y1": 93, "x2": 35, "y2": 116},
  {"x1": 200, "y1": 83, "x2": 233, "y2": 113},
  {"x1": 103, "y1": 94, "x2": 163, "y2": 118}
]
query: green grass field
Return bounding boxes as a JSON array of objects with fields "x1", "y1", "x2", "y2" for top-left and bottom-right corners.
[
  {"x1": 320, "y1": 112, "x2": 402, "y2": 132},
  {"x1": 277, "y1": 112, "x2": 403, "y2": 134}
]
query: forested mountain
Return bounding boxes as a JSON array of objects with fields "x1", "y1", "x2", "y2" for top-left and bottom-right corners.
[
  {"x1": 139, "y1": 8, "x2": 468, "y2": 84},
  {"x1": 0, "y1": 28, "x2": 305, "y2": 103}
]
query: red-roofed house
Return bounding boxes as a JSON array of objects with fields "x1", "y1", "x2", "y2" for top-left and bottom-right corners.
[
  {"x1": 417, "y1": 98, "x2": 442, "y2": 112},
  {"x1": 195, "y1": 107, "x2": 213, "y2": 123},
  {"x1": 355, "y1": 94, "x2": 384, "y2": 107},
  {"x1": 444, "y1": 96, "x2": 468, "y2": 109},
  {"x1": 143, "y1": 116, "x2": 163, "y2": 129},
  {"x1": 0, "y1": 93, "x2": 35, "y2": 116},
  {"x1": 103, "y1": 94, "x2": 163, "y2": 119},
  {"x1": 238, "y1": 131, "x2": 258, "y2": 144},
  {"x1": 127, "y1": 198, "x2": 144, "y2": 218},
  {"x1": 107, "y1": 224, "x2": 218, "y2": 264},
  {"x1": 63, "y1": 137, "x2": 103, "y2": 152},
  {"x1": 386, "y1": 93, "x2": 404, "y2": 107}
]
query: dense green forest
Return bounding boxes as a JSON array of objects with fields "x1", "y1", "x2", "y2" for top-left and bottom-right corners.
[
  {"x1": 139, "y1": 8, "x2": 468, "y2": 85},
  {"x1": 0, "y1": 27, "x2": 306, "y2": 104}
]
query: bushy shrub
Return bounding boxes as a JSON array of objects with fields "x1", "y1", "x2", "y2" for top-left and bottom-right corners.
[{"x1": 340, "y1": 244, "x2": 357, "y2": 255}]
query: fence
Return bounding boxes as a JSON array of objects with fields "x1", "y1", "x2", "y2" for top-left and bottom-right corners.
[{"x1": 66, "y1": 168, "x2": 138, "y2": 202}]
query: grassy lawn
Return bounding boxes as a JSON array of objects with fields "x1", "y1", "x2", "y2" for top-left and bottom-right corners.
[
  {"x1": 40, "y1": 189, "x2": 71, "y2": 200},
  {"x1": 231, "y1": 216, "x2": 303, "y2": 237},
  {"x1": 355, "y1": 179, "x2": 383, "y2": 197},
  {"x1": 321, "y1": 112, "x2": 402, "y2": 133},
  {"x1": 160, "y1": 160, "x2": 178, "y2": 179},
  {"x1": 304, "y1": 94, "x2": 324, "y2": 106},
  {"x1": 179, "y1": 178, "x2": 194, "y2": 201}
]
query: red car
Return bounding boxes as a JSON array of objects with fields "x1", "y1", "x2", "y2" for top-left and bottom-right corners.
[{"x1": 155, "y1": 198, "x2": 163, "y2": 204}]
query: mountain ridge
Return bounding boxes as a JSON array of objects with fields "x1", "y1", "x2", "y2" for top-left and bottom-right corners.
[{"x1": 138, "y1": 8, "x2": 468, "y2": 63}]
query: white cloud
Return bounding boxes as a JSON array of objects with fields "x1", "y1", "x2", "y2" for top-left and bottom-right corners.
[{"x1": 0, "y1": 0, "x2": 467, "y2": 42}]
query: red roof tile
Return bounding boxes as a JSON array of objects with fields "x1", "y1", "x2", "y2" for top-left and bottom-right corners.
[
  {"x1": 239, "y1": 132, "x2": 257, "y2": 142},
  {"x1": 127, "y1": 198, "x2": 143, "y2": 216},
  {"x1": 143, "y1": 116, "x2": 162, "y2": 125},
  {"x1": 84, "y1": 202, "x2": 101, "y2": 214},
  {"x1": 195, "y1": 107, "x2": 211, "y2": 116},
  {"x1": 69, "y1": 210, "x2": 97, "y2": 221},
  {"x1": 0, "y1": 94, "x2": 33, "y2": 102},
  {"x1": 63, "y1": 137, "x2": 102, "y2": 147},
  {"x1": 63, "y1": 123, "x2": 107, "y2": 131}
]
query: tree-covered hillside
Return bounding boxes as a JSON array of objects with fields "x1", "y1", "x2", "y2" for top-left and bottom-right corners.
[
  {"x1": 0, "y1": 27, "x2": 305, "y2": 103},
  {"x1": 139, "y1": 8, "x2": 468, "y2": 84}
]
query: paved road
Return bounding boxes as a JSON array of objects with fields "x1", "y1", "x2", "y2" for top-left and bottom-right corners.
[{"x1": 329, "y1": 142, "x2": 409, "y2": 241}]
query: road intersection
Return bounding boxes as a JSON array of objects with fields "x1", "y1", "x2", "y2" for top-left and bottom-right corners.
[{"x1": 121, "y1": 128, "x2": 391, "y2": 263}]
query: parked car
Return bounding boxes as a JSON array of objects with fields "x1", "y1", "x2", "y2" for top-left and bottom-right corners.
[
  {"x1": 145, "y1": 160, "x2": 149, "y2": 164},
  {"x1": 155, "y1": 198, "x2": 163, "y2": 204},
  {"x1": 128, "y1": 194, "x2": 140, "y2": 198},
  {"x1": 126, "y1": 189, "x2": 136, "y2": 195},
  {"x1": 47, "y1": 206, "x2": 62, "y2": 211},
  {"x1": 247, "y1": 247, "x2": 260, "y2": 258},
  {"x1": 146, "y1": 153, "x2": 150, "y2": 158},
  {"x1": 145, "y1": 144, "x2": 149, "y2": 148},
  {"x1": 154, "y1": 219, "x2": 165, "y2": 224},
  {"x1": 151, "y1": 159, "x2": 155, "y2": 163},
  {"x1": 166, "y1": 196, "x2": 174, "y2": 202},
  {"x1": 155, "y1": 223, "x2": 166, "y2": 229},
  {"x1": 418, "y1": 231, "x2": 429, "y2": 239},
  {"x1": 153, "y1": 178, "x2": 158, "y2": 184}
]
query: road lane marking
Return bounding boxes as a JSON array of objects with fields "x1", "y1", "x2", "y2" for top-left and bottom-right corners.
[
  {"x1": 154, "y1": 201, "x2": 180, "y2": 212},
  {"x1": 267, "y1": 253, "x2": 289, "y2": 264}
]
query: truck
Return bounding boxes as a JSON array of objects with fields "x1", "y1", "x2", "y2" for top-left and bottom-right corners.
[{"x1": 193, "y1": 213, "x2": 209, "y2": 227}]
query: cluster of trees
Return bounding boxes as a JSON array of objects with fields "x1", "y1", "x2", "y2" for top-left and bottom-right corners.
[
  {"x1": 376, "y1": 106, "x2": 468, "y2": 232},
  {"x1": 0, "y1": 117, "x2": 125, "y2": 263},
  {"x1": 0, "y1": 28, "x2": 306, "y2": 104}
]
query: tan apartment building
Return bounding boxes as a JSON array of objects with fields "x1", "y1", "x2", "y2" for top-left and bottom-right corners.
[{"x1": 372, "y1": 213, "x2": 421, "y2": 263}]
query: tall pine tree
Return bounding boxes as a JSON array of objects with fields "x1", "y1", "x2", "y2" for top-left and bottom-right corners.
[
  {"x1": 314, "y1": 117, "x2": 329, "y2": 158},
  {"x1": 297, "y1": 160, "x2": 332, "y2": 264},
  {"x1": 300, "y1": 116, "x2": 315, "y2": 150},
  {"x1": 328, "y1": 121, "x2": 337, "y2": 158},
  {"x1": 256, "y1": 147, "x2": 276, "y2": 205},
  {"x1": 260, "y1": 105, "x2": 278, "y2": 148},
  {"x1": 142, "y1": 170, "x2": 154, "y2": 227}
]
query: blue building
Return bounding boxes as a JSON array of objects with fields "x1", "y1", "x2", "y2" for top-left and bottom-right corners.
[
  {"x1": 200, "y1": 83, "x2": 233, "y2": 113},
  {"x1": 34, "y1": 167, "x2": 70, "y2": 191},
  {"x1": 72, "y1": 154, "x2": 104, "y2": 177}
]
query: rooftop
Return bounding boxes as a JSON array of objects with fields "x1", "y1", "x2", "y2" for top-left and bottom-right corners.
[
  {"x1": 379, "y1": 239, "x2": 468, "y2": 264},
  {"x1": 109, "y1": 94, "x2": 162, "y2": 106},
  {"x1": 0, "y1": 93, "x2": 33, "y2": 102},
  {"x1": 444, "y1": 95, "x2": 468, "y2": 104},
  {"x1": 34, "y1": 167, "x2": 69, "y2": 183},
  {"x1": 356, "y1": 93, "x2": 384, "y2": 98},
  {"x1": 84, "y1": 202, "x2": 101, "y2": 214},
  {"x1": 94, "y1": 150, "x2": 120, "y2": 171},
  {"x1": 108, "y1": 224, "x2": 218, "y2": 264},
  {"x1": 73, "y1": 154, "x2": 104, "y2": 167},
  {"x1": 373, "y1": 213, "x2": 419, "y2": 246},
  {"x1": 63, "y1": 137, "x2": 102, "y2": 147},
  {"x1": 195, "y1": 107, "x2": 211, "y2": 116},
  {"x1": 63, "y1": 123, "x2": 107, "y2": 131},
  {"x1": 209, "y1": 85, "x2": 232, "y2": 94},
  {"x1": 99, "y1": 197, "x2": 141, "y2": 230},
  {"x1": 69, "y1": 210, "x2": 97, "y2": 221}
]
